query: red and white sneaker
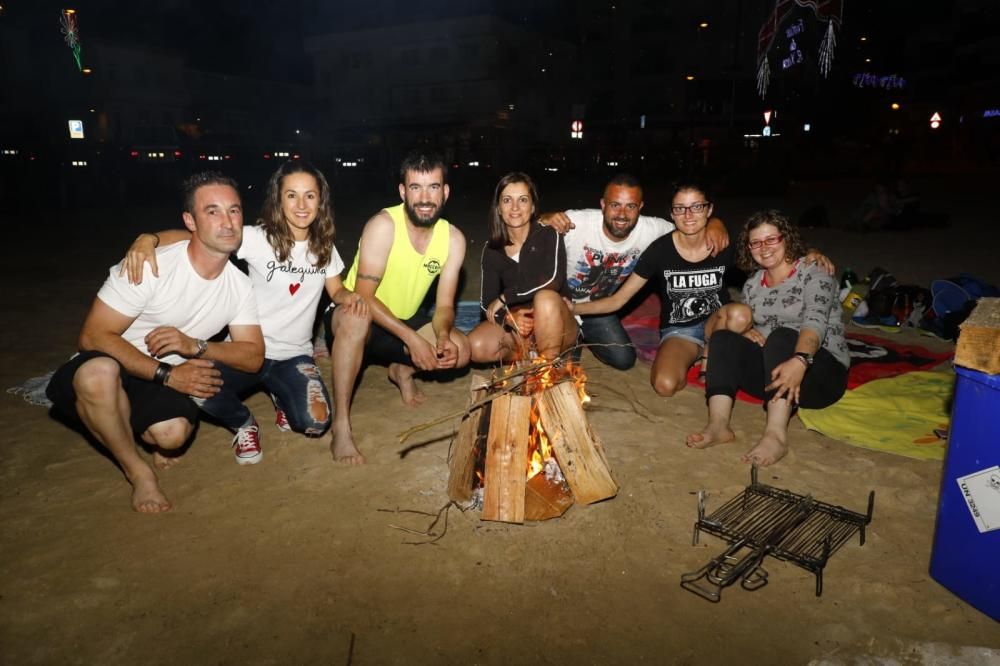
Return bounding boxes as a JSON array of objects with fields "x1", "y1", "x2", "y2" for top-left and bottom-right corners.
[
  {"x1": 274, "y1": 408, "x2": 291, "y2": 432},
  {"x1": 232, "y1": 420, "x2": 263, "y2": 465}
]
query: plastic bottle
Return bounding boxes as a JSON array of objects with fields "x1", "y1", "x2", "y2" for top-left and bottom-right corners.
[
  {"x1": 839, "y1": 267, "x2": 859, "y2": 302},
  {"x1": 842, "y1": 278, "x2": 870, "y2": 314},
  {"x1": 840, "y1": 267, "x2": 859, "y2": 290}
]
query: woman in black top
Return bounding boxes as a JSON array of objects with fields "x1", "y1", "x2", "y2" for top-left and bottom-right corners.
[{"x1": 469, "y1": 172, "x2": 578, "y2": 362}]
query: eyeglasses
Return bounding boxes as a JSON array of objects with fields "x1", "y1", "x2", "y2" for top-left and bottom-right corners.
[
  {"x1": 670, "y1": 202, "x2": 711, "y2": 215},
  {"x1": 747, "y1": 234, "x2": 784, "y2": 250}
]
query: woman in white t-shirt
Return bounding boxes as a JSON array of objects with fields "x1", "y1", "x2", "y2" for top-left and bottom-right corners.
[{"x1": 123, "y1": 161, "x2": 370, "y2": 466}]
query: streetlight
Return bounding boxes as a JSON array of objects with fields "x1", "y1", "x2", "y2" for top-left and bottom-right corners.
[{"x1": 891, "y1": 103, "x2": 900, "y2": 110}]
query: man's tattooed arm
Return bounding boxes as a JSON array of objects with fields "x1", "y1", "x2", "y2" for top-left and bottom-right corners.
[{"x1": 356, "y1": 273, "x2": 382, "y2": 284}]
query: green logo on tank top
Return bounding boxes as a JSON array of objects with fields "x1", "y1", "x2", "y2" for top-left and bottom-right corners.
[{"x1": 423, "y1": 259, "x2": 442, "y2": 276}]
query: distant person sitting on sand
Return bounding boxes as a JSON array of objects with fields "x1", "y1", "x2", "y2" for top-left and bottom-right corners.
[
  {"x1": 852, "y1": 177, "x2": 948, "y2": 232},
  {"x1": 686, "y1": 210, "x2": 849, "y2": 466},
  {"x1": 121, "y1": 160, "x2": 371, "y2": 465},
  {"x1": 327, "y1": 149, "x2": 470, "y2": 406},
  {"x1": 45, "y1": 172, "x2": 264, "y2": 512},
  {"x1": 852, "y1": 179, "x2": 900, "y2": 231},
  {"x1": 468, "y1": 172, "x2": 577, "y2": 363},
  {"x1": 884, "y1": 177, "x2": 949, "y2": 231}
]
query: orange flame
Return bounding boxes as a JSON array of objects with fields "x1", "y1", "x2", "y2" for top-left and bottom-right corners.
[
  {"x1": 522, "y1": 359, "x2": 588, "y2": 480},
  {"x1": 526, "y1": 400, "x2": 553, "y2": 480},
  {"x1": 475, "y1": 358, "x2": 590, "y2": 487}
]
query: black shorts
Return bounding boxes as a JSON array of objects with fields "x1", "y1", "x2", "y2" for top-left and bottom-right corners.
[
  {"x1": 46, "y1": 350, "x2": 200, "y2": 435},
  {"x1": 324, "y1": 306, "x2": 432, "y2": 367}
]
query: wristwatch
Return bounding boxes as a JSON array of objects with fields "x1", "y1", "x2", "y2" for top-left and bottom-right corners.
[
  {"x1": 794, "y1": 351, "x2": 814, "y2": 367},
  {"x1": 194, "y1": 339, "x2": 208, "y2": 358}
]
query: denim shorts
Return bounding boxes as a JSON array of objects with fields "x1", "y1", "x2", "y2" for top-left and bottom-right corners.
[{"x1": 659, "y1": 320, "x2": 707, "y2": 347}]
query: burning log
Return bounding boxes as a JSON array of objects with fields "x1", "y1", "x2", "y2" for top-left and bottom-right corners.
[
  {"x1": 538, "y1": 381, "x2": 618, "y2": 504},
  {"x1": 447, "y1": 374, "x2": 490, "y2": 503},
  {"x1": 524, "y1": 472, "x2": 574, "y2": 521},
  {"x1": 433, "y1": 355, "x2": 617, "y2": 524},
  {"x1": 481, "y1": 393, "x2": 532, "y2": 523}
]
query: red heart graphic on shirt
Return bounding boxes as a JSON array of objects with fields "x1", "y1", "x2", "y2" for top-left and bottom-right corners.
[{"x1": 289, "y1": 283, "x2": 301, "y2": 295}]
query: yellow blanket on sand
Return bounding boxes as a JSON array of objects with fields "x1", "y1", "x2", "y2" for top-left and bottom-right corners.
[{"x1": 799, "y1": 369, "x2": 954, "y2": 461}]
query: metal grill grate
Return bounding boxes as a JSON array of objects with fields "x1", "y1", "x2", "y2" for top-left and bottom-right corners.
[{"x1": 681, "y1": 466, "x2": 875, "y2": 602}]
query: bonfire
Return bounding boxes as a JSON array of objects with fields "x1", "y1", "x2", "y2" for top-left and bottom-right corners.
[{"x1": 441, "y1": 356, "x2": 618, "y2": 524}]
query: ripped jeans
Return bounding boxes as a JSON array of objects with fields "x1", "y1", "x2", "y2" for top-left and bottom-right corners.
[{"x1": 199, "y1": 355, "x2": 332, "y2": 436}]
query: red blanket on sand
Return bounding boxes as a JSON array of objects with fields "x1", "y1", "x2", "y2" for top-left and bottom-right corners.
[{"x1": 619, "y1": 293, "x2": 953, "y2": 404}]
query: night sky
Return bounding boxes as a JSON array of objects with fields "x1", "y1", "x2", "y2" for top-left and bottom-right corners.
[
  {"x1": 6, "y1": 0, "x2": 968, "y2": 97},
  {"x1": 12, "y1": 0, "x2": 574, "y2": 83}
]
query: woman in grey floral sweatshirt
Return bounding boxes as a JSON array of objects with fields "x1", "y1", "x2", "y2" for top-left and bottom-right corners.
[{"x1": 686, "y1": 210, "x2": 849, "y2": 466}]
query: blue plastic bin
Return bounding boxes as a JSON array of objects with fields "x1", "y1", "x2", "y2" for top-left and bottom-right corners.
[{"x1": 929, "y1": 366, "x2": 1000, "y2": 621}]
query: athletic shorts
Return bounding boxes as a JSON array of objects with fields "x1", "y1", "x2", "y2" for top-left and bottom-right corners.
[
  {"x1": 46, "y1": 350, "x2": 200, "y2": 435},
  {"x1": 324, "y1": 306, "x2": 432, "y2": 367}
]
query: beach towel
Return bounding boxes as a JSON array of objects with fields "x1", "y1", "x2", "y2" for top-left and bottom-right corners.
[
  {"x1": 798, "y1": 370, "x2": 953, "y2": 461},
  {"x1": 7, "y1": 371, "x2": 55, "y2": 408},
  {"x1": 842, "y1": 333, "x2": 953, "y2": 388}
]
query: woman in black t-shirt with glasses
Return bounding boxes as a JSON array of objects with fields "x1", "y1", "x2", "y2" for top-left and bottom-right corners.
[{"x1": 574, "y1": 181, "x2": 750, "y2": 397}]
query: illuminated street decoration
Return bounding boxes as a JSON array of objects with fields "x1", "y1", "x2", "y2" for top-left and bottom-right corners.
[
  {"x1": 852, "y1": 73, "x2": 907, "y2": 89},
  {"x1": 817, "y1": 16, "x2": 837, "y2": 77},
  {"x1": 60, "y1": 9, "x2": 83, "y2": 72},
  {"x1": 782, "y1": 20, "x2": 805, "y2": 70},
  {"x1": 757, "y1": 0, "x2": 844, "y2": 98}
]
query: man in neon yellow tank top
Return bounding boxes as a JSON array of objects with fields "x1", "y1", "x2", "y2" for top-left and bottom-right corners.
[{"x1": 331, "y1": 150, "x2": 470, "y2": 406}]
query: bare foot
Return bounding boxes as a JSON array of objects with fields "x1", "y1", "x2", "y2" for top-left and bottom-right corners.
[
  {"x1": 741, "y1": 430, "x2": 788, "y2": 466},
  {"x1": 330, "y1": 421, "x2": 366, "y2": 465},
  {"x1": 128, "y1": 470, "x2": 172, "y2": 513},
  {"x1": 686, "y1": 421, "x2": 735, "y2": 449},
  {"x1": 152, "y1": 450, "x2": 181, "y2": 470},
  {"x1": 388, "y1": 363, "x2": 426, "y2": 407}
]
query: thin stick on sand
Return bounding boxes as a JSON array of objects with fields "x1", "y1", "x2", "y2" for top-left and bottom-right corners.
[{"x1": 378, "y1": 502, "x2": 457, "y2": 545}]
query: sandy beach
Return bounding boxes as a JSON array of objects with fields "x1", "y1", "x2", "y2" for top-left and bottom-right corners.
[{"x1": 1, "y1": 172, "x2": 998, "y2": 664}]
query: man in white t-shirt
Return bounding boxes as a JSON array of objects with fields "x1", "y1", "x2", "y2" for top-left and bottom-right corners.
[
  {"x1": 46, "y1": 172, "x2": 264, "y2": 514},
  {"x1": 540, "y1": 173, "x2": 728, "y2": 369}
]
